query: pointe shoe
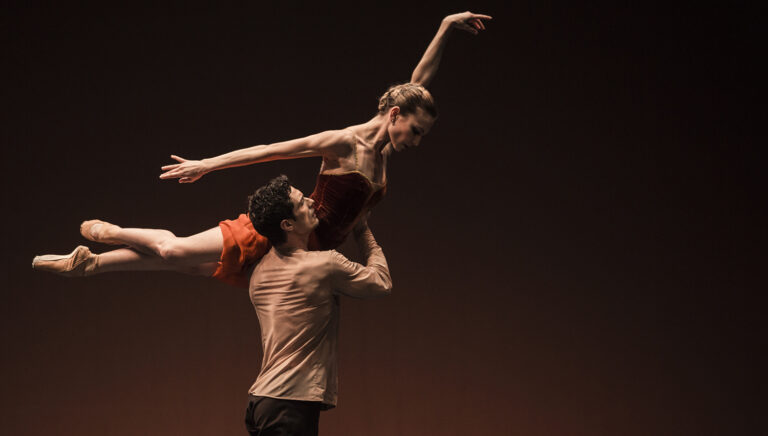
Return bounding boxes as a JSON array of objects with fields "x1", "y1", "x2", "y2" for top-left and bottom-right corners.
[
  {"x1": 80, "y1": 219, "x2": 120, "y2": 244},
  {"x1": 32, "y1": 246, "x2": 99, "y2": 277}
]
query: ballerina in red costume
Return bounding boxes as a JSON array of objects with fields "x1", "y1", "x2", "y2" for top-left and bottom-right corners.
[{"x1": 32, "y1": 12, "x2": 492, "y2": 286}]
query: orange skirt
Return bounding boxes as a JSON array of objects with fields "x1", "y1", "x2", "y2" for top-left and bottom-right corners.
[{"x1": 212, "y1": 214, "x2": 271, "y2": 288}]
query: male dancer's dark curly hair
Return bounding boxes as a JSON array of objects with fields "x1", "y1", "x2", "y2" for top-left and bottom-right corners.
[{"x1": 247, "y1": 175, "x2": 295, "y2": 245}]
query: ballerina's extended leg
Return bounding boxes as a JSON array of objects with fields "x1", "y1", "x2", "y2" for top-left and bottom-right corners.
[
  {"x1": 32, "y1": 246, "x2": 219, "y2": 277},
  {"x1": 80, "y1": 219, "x2": 223, "y2": 267}
]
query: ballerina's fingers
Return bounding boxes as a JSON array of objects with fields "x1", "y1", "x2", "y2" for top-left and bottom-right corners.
[
  {"x1": 470, "y1": 13, "x2": 492, "y2": 30},
  {"x1": 180, "y1": 173, "x2": 203, "y2": 183},
  {"x1": 160, "y1": 156, "x2": 191, "y2": 179},
  {"x1": 456, "y1": 21, "x2": 479, "y2": 35},
  {"x1": 470, "y1": 13, "x2": 493, "y2": 21},
  {"x1": 159, "y1": 169, "x2": 177, "y2": 179},
  {"x1": 161, "y1": 155, "x2": 188, "y2": 171}
]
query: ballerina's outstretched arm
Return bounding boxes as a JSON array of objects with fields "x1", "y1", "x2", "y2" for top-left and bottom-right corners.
[
  {"x1": 410, "y1": 11, "x2": 492, "y2": 87},
  {"x1": 159, "y1": 129, "x2": 354, "y2": 183}
]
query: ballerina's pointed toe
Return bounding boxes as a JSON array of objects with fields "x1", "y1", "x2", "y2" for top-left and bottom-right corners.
[
  {"x1": 80, "y1": 219, "x2": 118, "y2": 244},
  {"x1": 32, "y1": 245, "x2": 99, "y2": 277}
]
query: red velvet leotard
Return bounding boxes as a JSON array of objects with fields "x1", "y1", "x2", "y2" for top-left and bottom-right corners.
[{"x1": 212, "y1": 172, "x2": 386, "y2": 288}]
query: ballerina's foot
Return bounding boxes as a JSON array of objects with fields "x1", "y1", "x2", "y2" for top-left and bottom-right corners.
[
  {"x1": 80, "y1": 219, "x2": 121, "y2": 244},
  {"x1": 32, "y1": 246, "x2": 99, "y2": 277}
]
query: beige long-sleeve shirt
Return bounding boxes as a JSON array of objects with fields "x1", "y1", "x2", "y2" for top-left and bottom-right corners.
[{"x1": 247, "y1": 229, "x2": 391, "y2": 408}]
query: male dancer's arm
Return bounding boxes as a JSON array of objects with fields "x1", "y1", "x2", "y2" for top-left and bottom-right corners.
[
  {"x1": 330, "y1": 222, "x2": 392, "y2": 299},
  {"x1": 410, "y1": 11, "x2": 492, "y2": 87}
]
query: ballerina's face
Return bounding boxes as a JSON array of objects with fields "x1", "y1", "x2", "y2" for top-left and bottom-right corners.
[{"x1": 388, "y1": 107, "x2": 436, "y2": 152}]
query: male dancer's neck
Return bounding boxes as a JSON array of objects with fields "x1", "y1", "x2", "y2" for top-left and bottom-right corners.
[{"x1": 275, "y1": 233, "x2": 310, "y2": 255}]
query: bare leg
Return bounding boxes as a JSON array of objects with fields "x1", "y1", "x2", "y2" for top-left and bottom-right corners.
[
  {"x1": 85, "y1": 222, "x2": 224, "y2": 268},
  {"x1": 35, "y1": 222, "x2": 225, "y2": 277},
  {"x1": 95, "y1": 247, "x2": 219, "y2": 276}
]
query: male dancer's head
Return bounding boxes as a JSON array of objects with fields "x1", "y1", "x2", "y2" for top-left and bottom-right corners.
[{"x1": 247, "y1": 175, "x2": 318, "y2": 249}]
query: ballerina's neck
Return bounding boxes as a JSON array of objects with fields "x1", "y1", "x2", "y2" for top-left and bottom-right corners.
[{"x1": 353, "y1": 115, "x2": 391, "y2": 152}]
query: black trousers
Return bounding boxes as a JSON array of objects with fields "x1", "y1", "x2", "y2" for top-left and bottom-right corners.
[{"x1": 245, "y1": 396, "x2": 322, "y2": 436}]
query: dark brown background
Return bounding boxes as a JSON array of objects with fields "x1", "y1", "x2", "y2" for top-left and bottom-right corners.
[{"x1": 3, "y1": 2, "x2": 763, "y2": 435}]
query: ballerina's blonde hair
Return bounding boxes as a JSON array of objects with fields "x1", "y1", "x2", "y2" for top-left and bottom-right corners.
[{"x1": 377, "y1": 83, "x2": 438, "y2": 118}]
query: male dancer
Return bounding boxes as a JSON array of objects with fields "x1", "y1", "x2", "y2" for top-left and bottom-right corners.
[{"x1": 243, "y1": 175, "x2": 391, "y2": 435}]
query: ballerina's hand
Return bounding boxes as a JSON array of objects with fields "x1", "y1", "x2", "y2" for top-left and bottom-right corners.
[
  {"x1": 159, "y1": 155, "x2": 208, "y2": 183},
  {"x1": 443, "y1": 11, "x2": 492, "y2": 36}
]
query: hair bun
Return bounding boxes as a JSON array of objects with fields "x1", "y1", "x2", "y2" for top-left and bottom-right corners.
[{"x1": 377, "y1": 83, "x2": 437, "y2": 118}]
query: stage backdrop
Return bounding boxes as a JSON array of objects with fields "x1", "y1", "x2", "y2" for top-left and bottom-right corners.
[{"x1": 3, "y1": 2, "x2": 763, "y2": 435}]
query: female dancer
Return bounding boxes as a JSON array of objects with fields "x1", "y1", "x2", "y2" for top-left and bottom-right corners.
[{"x1": 33, "y1": 12, "x2": 492, "y2": 287}]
